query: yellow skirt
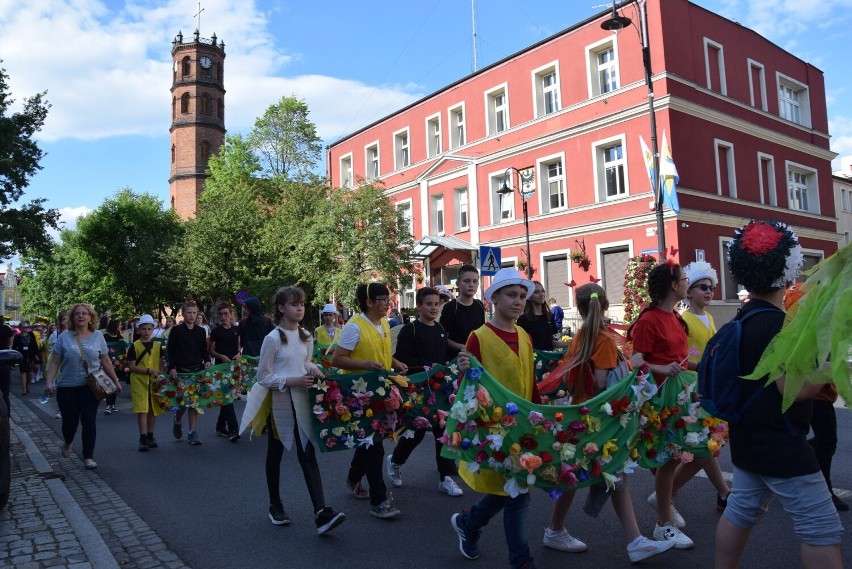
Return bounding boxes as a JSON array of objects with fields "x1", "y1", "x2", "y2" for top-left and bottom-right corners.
[{"x1": 130, "y1": 374, "x2": 164, "y2": 416}]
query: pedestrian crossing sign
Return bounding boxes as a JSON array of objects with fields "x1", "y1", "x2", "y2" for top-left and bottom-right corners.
[{"x1": 479, "y1": 246, "x2": 502, "y2": 276}]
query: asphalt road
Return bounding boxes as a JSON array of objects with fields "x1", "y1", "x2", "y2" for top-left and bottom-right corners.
[{"x1": 15, "y1": 379, "x2": 852, "y2": 569}]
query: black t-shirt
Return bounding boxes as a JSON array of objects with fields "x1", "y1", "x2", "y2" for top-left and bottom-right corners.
[
  {"x1": 210, "y1": 325, "x2": 240, "y2": 360},
  {"x1": 239, "y1": 316, "x2": 274, "y2": 357},
  {"x1": 167, "y1": 324, "x2": 208, "y2": 371},
  {"x1": 439, "y1": 299, "x2": 485, "y2": 360},
  {"x1": 729, "y1": 299, "x2": 820, "y2": 478},
  {"x1": 517, "y1": 313, "x2": 557, "y2": 350},
  {"x1": 127, "y1": 340, "x2": 156, "y2": 363},
  {"x1": 0, "y1": 324, "x2": 14, "y2": 349},
  {"x1": 394, "y1": 320, "x2": 448, "y2": 371}
]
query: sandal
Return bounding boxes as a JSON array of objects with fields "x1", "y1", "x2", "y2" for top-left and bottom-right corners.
[
  {"x1": 84, "y1": 460, "x2": 98, "y2": 470},
  {"x1": 61, "y1": 446, "x2": 72, "y2": 458}
]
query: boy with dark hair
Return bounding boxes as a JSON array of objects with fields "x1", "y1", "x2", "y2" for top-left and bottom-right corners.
[
  {"x1": 209, "y1": 302, "x2": 241, "y2": 441},
  {"x1": 713, "y1": 220, "x2": 843, "y2": 569},
  {"x1": 440, "y1": 264, "x2": 485, "y2": 362},
  {"x1": 168, "y1": 301, "x2": 211, "y2": 445},
  {"x1": 385, "y1": 287, "x2": 462, "y2": 496},
  {"x1": 332, "y1": 282, "x2": 408, "y2": 519}
]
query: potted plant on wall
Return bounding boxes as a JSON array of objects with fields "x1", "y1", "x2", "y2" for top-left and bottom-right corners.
[{"x1": 570, "y1": 239, "x2": 592, "y2": 272}]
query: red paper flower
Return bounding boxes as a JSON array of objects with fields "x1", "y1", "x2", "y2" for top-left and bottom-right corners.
[
  {"x1": 740, "y1": 221, "x2": 783, "y2": 254},
  {"x1": 540, "y1": 451, "x2": 553, "y2": 463},
  {"x1": 520, "y1": 434, "x2": 538, "y2": 450}
]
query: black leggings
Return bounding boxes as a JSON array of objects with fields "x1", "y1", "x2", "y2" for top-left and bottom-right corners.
[
  {"x1": 809, "y1": 399, "x2": 839, "y2": 489},
  {"x1": 265, "y1": 409, "x2": 326, "y2": 513},
  {"x1": 57, "y1": 385, "x2": 99, "y2": 460},
  {"x1": 392, "y1": 423, "x2": 458, "y2": 480}
]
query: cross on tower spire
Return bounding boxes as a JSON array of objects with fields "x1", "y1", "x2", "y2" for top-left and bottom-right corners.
[{"x1": 194, "y1": 2, "x2": 205, "y2": 34}]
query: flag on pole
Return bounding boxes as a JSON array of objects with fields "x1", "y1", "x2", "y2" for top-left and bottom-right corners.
[
  {"x1": 638, "y1": 135, "x2": 656, "y2": 193},
  {"x1": 660, "y1": 129, "x2": 680, "y2": 214}
]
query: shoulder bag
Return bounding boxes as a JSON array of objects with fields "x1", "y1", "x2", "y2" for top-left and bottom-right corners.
[{"x1": 73, "y1": 333, "x2": 117, "y2": 400}]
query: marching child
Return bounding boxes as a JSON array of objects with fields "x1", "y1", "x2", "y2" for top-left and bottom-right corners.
[
  {"x1": 450, "y1": 268, "x2": 539, "y2": 569},
  {"x1": 543, "y1": 284, "x2": 674, "y2": 562},
  {"x1": 314, "y1": 304, "x2": 341, "y2": 348},
  {"x1": 385, "y1": 286, "x2": 463, "y2": 496},
  {"x1": 332, "y1": 282, "x2": 408, "y2": 520},
  {"x1": 440, "y1": 264, "x2": 485, "y2": 362},
  {"x1": 127, "y1": 314, "x2": 164, "y2": 451},
  {"x1": 240, "y1": 286, "x2": 346, "y2": 534}
]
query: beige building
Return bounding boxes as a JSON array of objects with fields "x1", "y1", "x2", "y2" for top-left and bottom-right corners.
[
  {"x1": 833, "y1": 155, "x2": 852, "y2": 247},
  {"x1": 0, "y1": 263, "x2": 22, "y2": 322}
]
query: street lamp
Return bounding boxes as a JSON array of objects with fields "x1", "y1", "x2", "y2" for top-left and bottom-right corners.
[
  {"x1": 601, "y1": 0, "x2": 666, "y2": 255},
  {"x1": 496, "y1": 167, "x2": 536, "y2": 279}
]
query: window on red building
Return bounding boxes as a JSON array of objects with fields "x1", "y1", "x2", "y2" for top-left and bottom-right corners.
[{"x1": 449, "y1": 105, "x2": 465, "y2": 148}]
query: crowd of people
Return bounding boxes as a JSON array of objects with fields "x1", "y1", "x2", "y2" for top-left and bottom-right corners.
[{"x1": 2, "y1": 218, "x2": 847, "y2": 568}]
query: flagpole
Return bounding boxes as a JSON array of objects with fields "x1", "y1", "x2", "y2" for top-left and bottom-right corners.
[{"x1": 639, "y1": 0, "x2": 666, "y2": 255}]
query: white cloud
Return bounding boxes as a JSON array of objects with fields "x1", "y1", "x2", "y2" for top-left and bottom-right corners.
[
  {"x1": 829, "y1": 115, "x2": 852, "y2": 171},
  {"x1": 52, "y1": 206, "x2": 93, "y2": 239},
  {"x1": 0, "y1": 0, "x2": 422, "y2": 142}
]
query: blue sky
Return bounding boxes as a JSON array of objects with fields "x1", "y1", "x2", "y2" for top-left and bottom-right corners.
[{"x1": 2, "y1": 0, "x2": 852, "y2": 242}]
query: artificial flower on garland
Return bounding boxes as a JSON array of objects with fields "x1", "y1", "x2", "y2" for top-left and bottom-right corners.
[
  {"x1": 622, "y1": 254, "x2": 656, "y2": 324},
  {"x1": 152, "y1": 357, "x2": 259, "y2": 412}
]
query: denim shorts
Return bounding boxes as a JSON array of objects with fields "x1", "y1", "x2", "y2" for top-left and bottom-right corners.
[{"x1": 724, "y1": 466, "x2": 843, "y2": 546}]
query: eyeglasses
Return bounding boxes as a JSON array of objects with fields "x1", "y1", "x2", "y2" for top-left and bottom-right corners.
[
  {"x1": 372, "y1": 297, "x2": 390, "y2": 304},
  {"x1": 690, "y1": 283, "x2": 716, "y2": 292}
]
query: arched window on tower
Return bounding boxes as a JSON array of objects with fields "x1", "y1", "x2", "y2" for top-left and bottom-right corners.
[
  {"x1": 217, "y1": 65, "x2": 223, "y2": 83},
  {"x1": 171, "y1": 144, "x2": 175, "y2": 163},
  {"x1": 181, "y1": 93, "x2": 190, "y2": 113},
  {"x1": 182, "y1": 56, "x2": 191, "y2": 77},
  {"x1": 217, "y1": 98, "x2": 224, "y2": 119},
  {"x1": 201, "y1": 141, "x2": 210, "y2": 163},
  {"x1": 201, "y1": 93, "x2": 210, "y2": 115}
]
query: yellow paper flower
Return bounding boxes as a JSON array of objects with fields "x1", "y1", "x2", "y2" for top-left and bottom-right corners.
[
  {"x1": 601, "y1": 440, "x2": 618, "y2": 460},
  {"x1": 509, "y1": 443, "x2": 521, "y2": 456}
]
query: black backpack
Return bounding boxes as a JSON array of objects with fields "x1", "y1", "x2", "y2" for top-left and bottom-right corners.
[{"x1": 697, "y1": 307, "x2": 782, "y2": 423}]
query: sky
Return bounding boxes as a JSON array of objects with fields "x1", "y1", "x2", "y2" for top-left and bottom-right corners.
[{"x1": 2, "y1": 0, "x2": 852, "y2": 240}]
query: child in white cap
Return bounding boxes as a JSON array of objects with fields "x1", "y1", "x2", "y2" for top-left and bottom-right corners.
[{"x1": 314, "y1": 303, "x2": 341, "y2": 349}]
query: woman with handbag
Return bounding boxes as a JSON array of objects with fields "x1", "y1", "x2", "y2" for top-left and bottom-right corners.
[{"x1": 45, "y1": 303, "x2": 122, "y2": 470}]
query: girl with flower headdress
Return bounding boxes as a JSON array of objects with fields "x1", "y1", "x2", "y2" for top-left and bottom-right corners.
[
  {"x1": 542, "y1": 283, "x2": 673, "y2": 563},
  {"x1": 626, "y1": 261, "x2": 712, "y2": 550},
  {"x1": 679, "y1": 261, "x2": 732, "y2": 511}
]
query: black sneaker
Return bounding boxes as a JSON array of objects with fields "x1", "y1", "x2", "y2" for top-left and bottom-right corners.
[
  {"x1": 269, "y1": 502, "x2": 290, "y2": 525},
  {"x1": 229, "y1": 431, "x2": 241, "y2": 442},
  {"x1": 173, "y1": 421, "x2": 183, "y2": 439},
  {"x1": 146, "y1": 435, "x2": 158, "y2": 449},
  {"x1": 216, "y1": 428, "x2": 230, "y2": 437},
  {"x1": 315, "y1": 507, "x2": 346, "y2": 535},
  {"x1": 451, "y1": 512, "x2": 480, "y2": 559},
  {"x1": 138, "y1": 439, "x2": 149, "y2": 452}
]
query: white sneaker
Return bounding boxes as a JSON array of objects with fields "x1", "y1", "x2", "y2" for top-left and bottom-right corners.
[
  {"x1": 627, "y1": 535, "x2": 676, "y2": 562},
  {"x1": 647, "y1": 491, "x2": 685, "y2": 529},
  {"x1": 653, "y1": 523, "x2": 694, "y2": 549},
  {"x1": 542, "y1": 528, "x2": 588, "y2": 552},
  {"x1": 385, "y1": 455, "x2": 402, "y2": 487},
  {"x1": 438, "y1": 476, "x2": 463, "y2": 496}
]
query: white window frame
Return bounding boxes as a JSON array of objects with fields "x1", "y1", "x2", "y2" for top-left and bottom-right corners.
[
  {"x1": 718, "y1": 236, "x2": 738, "y2": 301},
  {"x1": 714, "y1": 139, "x2": 737, "y2": 198},
  {"x1": 393, "y1": 127, "x2": 410, "y2": 170},
  {"x1": 585, "y1": 36, "x2": 620, "y2": 98},
  {"x1": 432, "y1": 194, "x2": 445, "y2": 235},
  {"x1": 448, "y1": 103, "x2": 466, "y2": 149},
  {"x1": 757, "y1": 152, "x2": 776, "y2": 206},
  {"x1": 785, "y1": 160, "x2": 819, "y2": 214},
  {"x1": 536, "y1": 152, "x2": 567, "y2": 213},
  {"x1": 364, "y1": 141, "x2": 380, "y2": 181},
  {"x1": 592, "y1": 134, "x2": 629, "y2": 201},
  {"x1": 747, "y1": 59, "x2": 767, "y2": 111},
  {"x1": 396, "y1": 198, "x2": 414, "y2": 239},
  {"x1": 425, "y1": 113, "x2": 442, "y2": 158},
  {"x1": 455, "y1": 187, "x2": 469, "y2": 231},
  {"x1": 339, "y1": 153, "x2": 353, "y2": 188},
  {"x1": 490, "y1": 170, "x2": 516, "y2": 224},
  {"x1": 703, "y1": 38, "x2": 727, "y2": 95},
  {"x1": 841, "y1": 187, "x2": 850, "y2": 212},
  {"x1": 531, "y1": 61, "x2": 560, "y2": 118},
  {"x1": 776, "y1": 72, "x2": 811, "y2": 127},
  {"x1": 484, "y1": 83, "x2": 509, "y2": 136}
]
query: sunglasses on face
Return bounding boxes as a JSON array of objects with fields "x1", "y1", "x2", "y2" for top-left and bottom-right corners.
[{"x1": 690, "y1": 283, "x2": 716, "y2": 292}]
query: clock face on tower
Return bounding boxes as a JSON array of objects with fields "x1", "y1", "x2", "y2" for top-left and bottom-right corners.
[{"x1": 200, "y1": 56, "x2": 212, "y2": 69}]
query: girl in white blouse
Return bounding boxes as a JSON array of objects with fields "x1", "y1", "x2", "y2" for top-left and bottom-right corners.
[{"x1": 239, "y1": 286, "x2": 345, "y2": 535}]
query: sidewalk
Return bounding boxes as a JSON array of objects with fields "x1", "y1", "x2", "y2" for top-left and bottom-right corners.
[{"x1": 1, "y1": 394, "x2": 191, "y2": 569}]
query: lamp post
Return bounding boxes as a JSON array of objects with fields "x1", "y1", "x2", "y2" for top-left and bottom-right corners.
[
  {"x1": 601, "y1": 0, "x2": 666, "y2": 255},
  {"x1": 496, "y1": 167, "x2": 536, "y2": 279}
]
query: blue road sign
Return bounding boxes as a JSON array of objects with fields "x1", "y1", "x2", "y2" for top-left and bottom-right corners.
[{"x1": 479, "y1": 246, "x2": 502, "y2": 276}]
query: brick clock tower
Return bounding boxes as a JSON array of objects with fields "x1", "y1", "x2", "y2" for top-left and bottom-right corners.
[{"x1": 169, "y1": 30, "x2": 226, "y2": 219}]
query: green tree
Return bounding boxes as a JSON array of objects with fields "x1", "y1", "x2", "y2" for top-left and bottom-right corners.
[
  {"x1": 18, "y1": 229, "x2": 133, "y2": 319},
  {"x1": 178, "y1": 134, "x2": 282, "y2": 303},
  {"x1": 0, "y1": 62, "x2": 59, "y2": 259},
  {"x1": 74, "y1": 189, "x2": 182, "y2": 314},
  {"x1": 248, "y1": 96, "x2": 322, "y2": 181}
]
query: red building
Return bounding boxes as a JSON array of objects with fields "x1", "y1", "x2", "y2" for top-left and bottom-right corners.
[{"x1": 327, "y1": 0, "x2": 838, "y2": 323}]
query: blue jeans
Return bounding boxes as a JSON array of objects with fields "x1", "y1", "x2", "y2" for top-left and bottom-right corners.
[{"x1": 463, "y1": 492, "x2": 532, "y2": 568}]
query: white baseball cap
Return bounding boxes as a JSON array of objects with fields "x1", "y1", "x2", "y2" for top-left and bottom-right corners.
[{"x1": 485, "y1": 268, "x2": 535, "y2": 302}]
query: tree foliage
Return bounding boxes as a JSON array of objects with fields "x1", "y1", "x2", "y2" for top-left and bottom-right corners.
[
  {"x1": 247, "y1": 96, "x2": 322, "y2": 181},
  {"x1": 74, "y1": 189, "x2": 183, "y2": 314},
  {"x1": 0, "y1": 62, "x2": 59, "y2": 259}
]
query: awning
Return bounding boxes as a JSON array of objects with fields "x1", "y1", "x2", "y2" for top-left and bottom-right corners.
[{"x1": 409, "y1": 235, "x2": 477, "y2": 260}]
